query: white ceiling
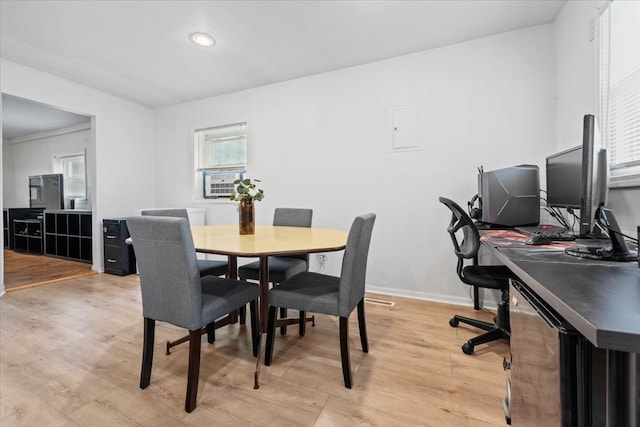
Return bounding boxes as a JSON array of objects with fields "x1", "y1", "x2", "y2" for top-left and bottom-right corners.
[
  {"x1": 1, "y1": 0, "x2": 566, "y2": 138},
  {"x1": 2, "y1": 95, "x2": 91, "y2": 140}
]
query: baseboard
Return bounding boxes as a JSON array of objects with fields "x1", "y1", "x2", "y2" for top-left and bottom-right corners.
[{"x1": 365, "y1": 285, "x2": 499, "y2": 310}]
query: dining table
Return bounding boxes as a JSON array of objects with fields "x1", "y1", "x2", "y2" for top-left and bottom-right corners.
[{"x1": 190, "y1": 224, "x2": 349, "y2": 332}]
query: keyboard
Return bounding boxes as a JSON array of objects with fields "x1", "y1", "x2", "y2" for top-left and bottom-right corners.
[{"x1": 515, "y1": 225, "x2": 577, "y2": 242}]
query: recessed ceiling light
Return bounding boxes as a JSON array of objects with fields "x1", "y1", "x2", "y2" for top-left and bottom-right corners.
[{"x1": 190, "y1": 32, "x2": 215, "y2": 47}]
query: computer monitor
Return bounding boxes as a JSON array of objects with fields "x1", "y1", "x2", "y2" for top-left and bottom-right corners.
[
  {"x1": 579, "y1": 114, "x2": 609, "y2": 238},
  {"x1": 545, "y1": 114, "x2": 608, "y2": 237},
  {"x1": 546, "y1": 146, "x2": 582, "y2": 209},
  {"x1": 565, "y1": 208, "x2": 638, "y2": 262},
  {"x1": 478, "y1": 164, "x2": 540, "y2": 227}
]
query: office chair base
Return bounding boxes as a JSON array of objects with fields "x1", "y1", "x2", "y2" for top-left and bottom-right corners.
[
  {"x1": 450, "y1": 314, "x2": 510, "y2": 355},
  {"x1": 449, "y1": 315, "x2": 495, "y2": 332},
  {"x1": 462, "y1": 342, "x2": 474, "y2": 355}
]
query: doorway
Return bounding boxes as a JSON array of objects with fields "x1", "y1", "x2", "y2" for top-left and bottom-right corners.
[{"x1": 2, "y1": 94, "x2": 96, "y2": 292}]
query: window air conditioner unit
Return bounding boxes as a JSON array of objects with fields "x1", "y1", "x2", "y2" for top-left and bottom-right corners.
[{"x1": 203, "y1": 170, "x2": 244, "y2": 199}]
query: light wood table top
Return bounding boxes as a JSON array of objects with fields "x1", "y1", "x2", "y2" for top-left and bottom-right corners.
[{"x1": 191, "y1": 225, "x2": 348, "y2": 257}]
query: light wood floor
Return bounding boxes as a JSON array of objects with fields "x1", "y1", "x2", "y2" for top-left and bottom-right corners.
[
  {"x1": 0, "y1": 273, "x2": 510, "y2": 426},
  {"x1": 3, "y1": 249, "x2": 96, "y2": 292}
]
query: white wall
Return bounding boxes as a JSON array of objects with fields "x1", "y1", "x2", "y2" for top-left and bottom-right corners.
[
  {"x1": 555, "y1": 1, "x2": 640, "y2": 235},
  {"x1": 0, "y1": 59, "x2": 156, "y2": 292},
  {"x1": 1, "y1": 138, "x2": 14, "y2": 208},
  {"x1": 4, "y1": 125, "x2": 90, "y2": 208},
  {"x1": 154, "y1": 25, "x2": 557, "y2": 304},
  {"x1": 555, "y1": 0, "x2": 598, "y2": 149}
]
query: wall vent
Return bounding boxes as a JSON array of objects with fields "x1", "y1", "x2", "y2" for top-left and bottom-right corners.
[{"x1": 364, "y1": 297, "x2": 395, "y2": 307}]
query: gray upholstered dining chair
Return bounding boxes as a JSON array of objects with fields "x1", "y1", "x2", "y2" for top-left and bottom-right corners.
[
  {"x1": 238, "y1": 207, "x2": 313, "y2": 334},
  {"x1": 264, "y1": 213, "x2": 376, "y2": 388},
  {"x1": 141, "y1": 208, "x2": 228, "y2": 278},
  {"x1": 126, "y1": 215, "x2": 260, "y2": 413}
]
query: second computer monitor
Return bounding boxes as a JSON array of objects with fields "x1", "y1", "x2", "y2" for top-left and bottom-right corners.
[{"x1": 546, "y1": 145, "x2": 582, "y2": 209}]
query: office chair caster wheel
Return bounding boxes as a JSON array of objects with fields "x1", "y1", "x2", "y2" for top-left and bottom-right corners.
[
  {"x1": 462, "y1": 342, "x2": 474, "y2": 355},
  {"x1": 449, "y1": 318, "x2": 459, "y2": 327}
]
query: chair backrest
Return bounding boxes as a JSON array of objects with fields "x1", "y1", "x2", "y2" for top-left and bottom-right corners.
[
  {"x1": 338, "y1": 213, "x2": 376, "y2": 317},
  {"x1": 273, "y1": 208, "x2": 313, "y2": 227},
  {"x1": 141, "y1": 208, "x2": 190, "y2": 225},
  {"x1": 273, "y1": 208, "x2": 313, "y2": 261},
  {"x1": 438, "y1": 197, "x2": 481, "y2": 262},
  {"x1": 126, "y1": 215, "x2": 203, "y2": 330}
]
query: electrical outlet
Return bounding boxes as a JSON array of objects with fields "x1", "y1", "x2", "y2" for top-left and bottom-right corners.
[{"x1": 316, "y1": 254, "x2": 326, "y2": 264}]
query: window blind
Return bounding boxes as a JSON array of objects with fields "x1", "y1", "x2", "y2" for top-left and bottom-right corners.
[
  {"x1": 195, "y1": 122, "x2": 247, "y2": 171},
  {"x1": 53, "y1": 152, "x2": 86, "y2": 198},
  {"x1": 600, "y1": 1, "x2": 640, "y2": 170}
]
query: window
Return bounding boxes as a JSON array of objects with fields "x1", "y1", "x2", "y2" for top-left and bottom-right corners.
[
  {"x1": 194, "y1": 122, "x2": 247, "y2": 198},
  {"x1": 600, "y1": 0, "x2": 640, "y2": 186},
  {"x1": 53, "y1": 152, "x2": 86, "y2": 199}
]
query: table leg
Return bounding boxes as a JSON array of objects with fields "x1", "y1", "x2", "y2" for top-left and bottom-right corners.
[
  {"x1": 259, "y1": 256, "x2": 269, "y2": 333},
  {"x1": 228, "y1": 255, "x2": 238, "y2": 279}
]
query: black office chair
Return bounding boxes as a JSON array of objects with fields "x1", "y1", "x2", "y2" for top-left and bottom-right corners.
[{"x1": 439, "y1": 197, "x2": 516, "y2": 355}]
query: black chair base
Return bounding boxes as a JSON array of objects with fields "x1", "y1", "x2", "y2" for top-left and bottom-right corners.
[
  {"x1": 449, "y1": 298, "x2": 510, "y2": 355},
  {"x1": 450, "y1": 315, "x2": 510, "y2": 354}
]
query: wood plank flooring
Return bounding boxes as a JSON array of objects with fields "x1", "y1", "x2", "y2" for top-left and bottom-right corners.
[
  {"x1": 3, "y1": 249, "x2": 96, "y2": 292},
  {"x1": 0, "y1": 273, "x2": 511, "y2": 426}
]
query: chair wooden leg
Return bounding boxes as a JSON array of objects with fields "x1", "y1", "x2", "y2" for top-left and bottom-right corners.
[
  {"x1": 299, "y1": 310, "x2": 306, "y2": 336},
  {"x1": 279, "y1": 307, "x2": 288, "y2": 335},
  {"x1": 185, "y1": 329, "x2": 201, "y2": 413},
  {"x1": 357, "y1": 299, "x2": 369, "y2": 353},
  {"x1": 250, "y1": 299, "x2": 260, "y2": 357},
  {"x1": 140, "y1": 317, "x2": 155, "y2": 389},
  {"x1": 264, "y1": 306, "x2": 278, "y2": 366},
  {"x1": 339, "y1": 316, "x2": 352, "y2": 388},
  {"x1": 239, "y1": 304, "x2": 247, "y2": 325},
  {"x1": 205, "y1": 322, "x2": 215, "y2": 344}
]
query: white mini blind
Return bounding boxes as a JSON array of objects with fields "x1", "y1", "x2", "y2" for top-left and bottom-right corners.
[
  {"x1": 53, "y1": 152, "x2": 86, "y2": 198},
  {"x1": 195, "y1": 122, "x2": 247, "y2": 171},
  {"x1": 600, "y1": 1, "x2": 640, "y2": 170}
]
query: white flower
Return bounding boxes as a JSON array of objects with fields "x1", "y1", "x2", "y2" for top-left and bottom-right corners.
[{"x1": 230, "y1": 178, "x2": 265, "y2": 202}]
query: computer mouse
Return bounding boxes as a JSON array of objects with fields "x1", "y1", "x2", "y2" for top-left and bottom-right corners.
[{"x1": 525, "y1": 234, "x2": 552, "y2": 246}]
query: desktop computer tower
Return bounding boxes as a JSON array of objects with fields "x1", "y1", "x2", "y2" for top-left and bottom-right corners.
[{"x1": 479, "y1": 165, "x2": 540, "y2": 227}]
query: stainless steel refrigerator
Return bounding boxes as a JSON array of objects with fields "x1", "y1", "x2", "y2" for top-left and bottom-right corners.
[{"x1": 29, "y1": 174, "x2": 64, "y2": 210}]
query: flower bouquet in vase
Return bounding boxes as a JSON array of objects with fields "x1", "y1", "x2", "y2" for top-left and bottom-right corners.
[{"x1": 230, "y1": 178, "x2": 264, "y2": 235}]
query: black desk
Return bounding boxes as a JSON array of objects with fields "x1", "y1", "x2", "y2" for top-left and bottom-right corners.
[{"x1": 481, "y1": 230, "x2": 640, "y2": 427}]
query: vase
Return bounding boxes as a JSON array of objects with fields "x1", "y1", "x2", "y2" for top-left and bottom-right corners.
[{"x1": 239, "y1": 198, "x2": 255, "y2": 235}]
